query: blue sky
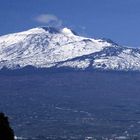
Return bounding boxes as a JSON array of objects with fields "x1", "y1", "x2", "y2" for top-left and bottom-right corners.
[{"x1": 0, "y1": 0, "x2": 140, "y2": 47}]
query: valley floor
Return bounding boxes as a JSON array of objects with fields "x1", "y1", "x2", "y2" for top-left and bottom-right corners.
[{"x1": 0, "y1": 71, "x2": 140, "y2": 140}]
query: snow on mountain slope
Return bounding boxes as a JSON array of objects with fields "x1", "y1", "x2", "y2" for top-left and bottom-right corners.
[
  {"x1": 0, "y1": 26, "x2": 140, "y2": 71},
  {"x1": 57, "y1": 46, "x2": 140, "y2": 71}
]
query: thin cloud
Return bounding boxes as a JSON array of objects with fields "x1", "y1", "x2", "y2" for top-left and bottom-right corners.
[{"x1": 35, "y1": 14, "x2": 62, "y2": 27}]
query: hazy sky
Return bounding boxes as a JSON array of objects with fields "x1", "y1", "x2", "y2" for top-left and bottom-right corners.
[{"x1": 0, "y1": 0, "x2": 140, "y2": 47}]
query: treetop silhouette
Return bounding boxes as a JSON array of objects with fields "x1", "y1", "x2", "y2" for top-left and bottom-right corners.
[{"x1": 0, "y1": 112, "x2": 15, "y2": 140}]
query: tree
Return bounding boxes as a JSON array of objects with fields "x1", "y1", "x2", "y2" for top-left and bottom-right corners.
[{"x1": 0, "y1": 112, "x2": 15, "y2": 140}]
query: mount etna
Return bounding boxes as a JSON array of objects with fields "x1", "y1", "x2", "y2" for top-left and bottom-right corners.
[{"x1": 1, "y1": 27, "x2": 140, "y2": 72}]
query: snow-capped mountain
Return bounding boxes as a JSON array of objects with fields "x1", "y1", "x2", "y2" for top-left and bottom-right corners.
[{"x1": 0, "y1": 26, "x2": 140, "y2": 71}]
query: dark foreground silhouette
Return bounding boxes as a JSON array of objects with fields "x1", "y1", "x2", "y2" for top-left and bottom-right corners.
[{"x1": 0, "y1": 113, "x2": 15, "y2": 140}]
